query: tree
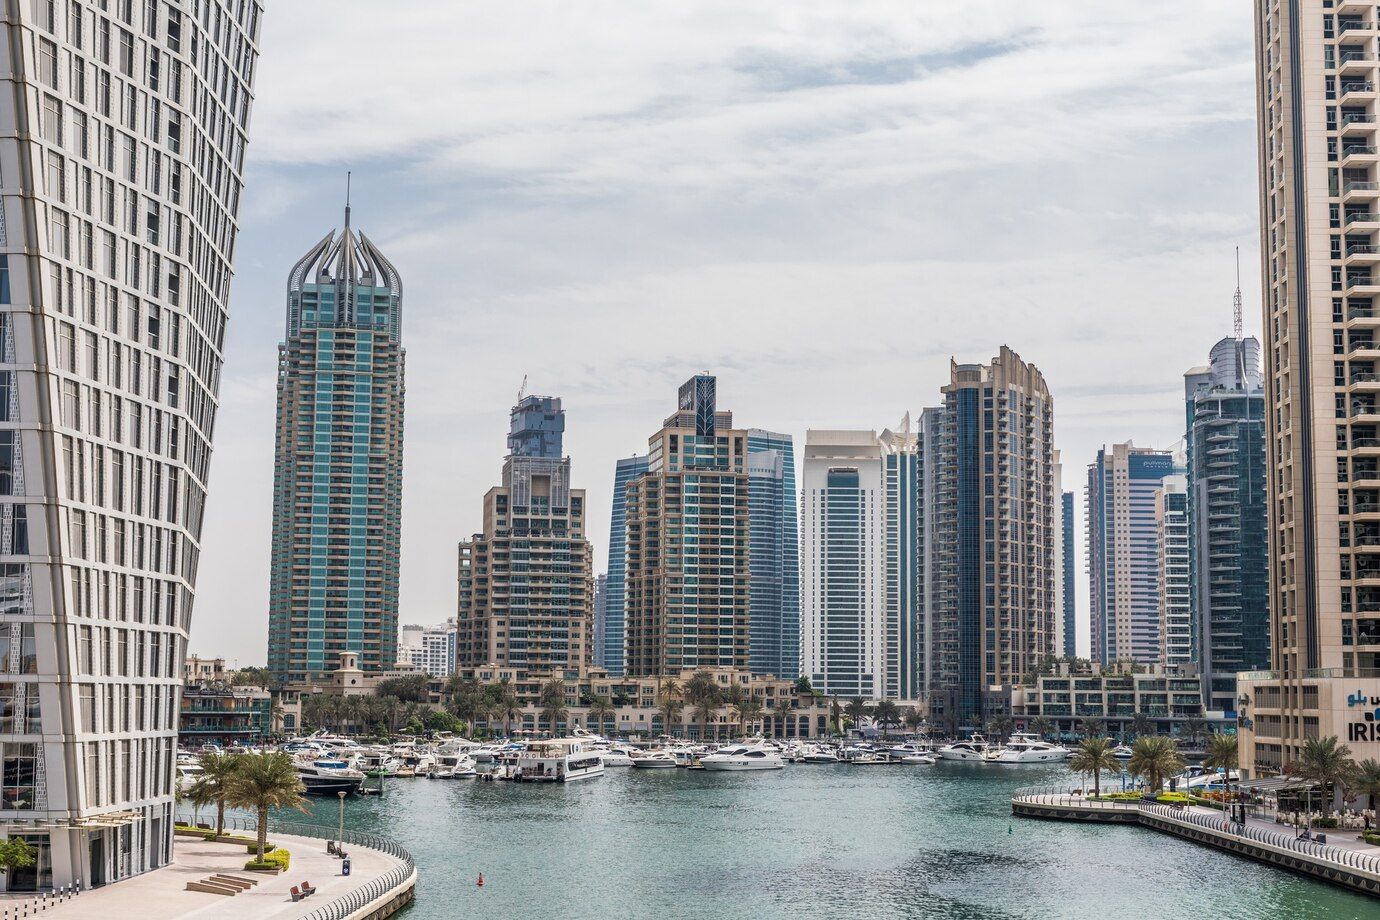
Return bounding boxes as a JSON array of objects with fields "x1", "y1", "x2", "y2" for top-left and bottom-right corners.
[
  {"x1": 424, "y1": 710, "x2": 466, "y2": 735},
  {"x1": 492, "y1": 680, "x2": 522, "y2": 737},
  {"x1": 1179, "y1": 716, "x2": 1209, "y2": 748},
  {"x1": 0, "y1": 837, "x2": 35, "y2": 877},
  {"x1": 844, "y1": 697, "x2": 871, "y2": 734},
  {"x1": 873, "y1": 700, "x2": 901, "y2": 737},
  {"x1": 683, "y1": 671, "x2": 721, "y2": 742},
  {"x1": 985, "y1": 715, "x2": 1014, "y2": 743},
  {"x1": 1069, "y1": 738, "x2": 1120, "y2": 799},
  {"x1": 658, "y1": 697, "x2": 684, "y2": 738},
  {"x1": 1078, "y1": 718, "x2": 1106, "y2": 741},
  {"x1": 587, "y1": 695, "x2": 616, "y2": 737},
  {"x1": 1128, "y1": 712, "x2": 1155, "y2": 740},
  {"x1": 1354, "y1": 758, "x2": 1380, "y2": 812},
  {"x1": 186, "y1": 752, "x2": 242, "y2": 839},
  {"x1": 1203, "y1": 732, "x2": 1239, "y2": 776},
  {"x1": 226, "y1": 752, "x2": 309, "y2": 863},
  {"x1": 538, "y1": 678, "x2": 568, "y2": 735},
  {"x1": 376, "y1": 674, "x2": 431, "y2": 703},
  {"x1": 735, "y1": 696, "x2": 764, "y2": 738},
  {"x1": 1295, "y1": 736, "x2": 1355, "y2": 816},
  {"x1": 794, "y1": 676, "x2": 814, "y2": 695},
  {"x1": 231, "y1": 666, "x2": 273, "y2": 688},
  {"x1": 903, "y1": 708, "x2": 924, "y2": 733},
  {"x1": 1127, "y1": 736, "x2": 1185, "y2": 794},
  {"x1": 1029, "y1": 716, "x2": 1055, "y2": 741}
]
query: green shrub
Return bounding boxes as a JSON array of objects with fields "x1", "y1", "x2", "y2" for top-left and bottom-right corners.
[
  {"x1": 244, "y1": 848, "x2": 289, "y2": 872},
  {"x1": 244, "y1": 843, "x2": 276, "y2": 854},
  {"x1": 1314, "y1": 817, "x2": 1338, "y2": 829},
  {"x1": 1362, "y1": 831, "x2": 1380, "y2": 846}
]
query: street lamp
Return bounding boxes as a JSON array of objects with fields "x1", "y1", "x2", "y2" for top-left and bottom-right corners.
[{"x1": 336, "y1": 790, "x2": 346, "y2": 852}]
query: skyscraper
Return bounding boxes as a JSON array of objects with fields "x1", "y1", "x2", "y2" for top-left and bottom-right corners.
[
  {"x1": 1087, "y1": 443, "x2": 1178, "y2": 666},
  {"x1": 0, "y1": 1, "x2": 262, "y2": 888},
  {"x1": 1184, "y1": 334, "x2": 1268, "y2": 713},
  {"x1": 1061, "y1": 490, "x2": 1077, "y2": 658},
  {"x1": 592, "y1": 573, "x2": 609, "y2": 669},
  {"x1": 624, "y1": 376, "x2": 749, "y2": 676},
  {"x1": 456, "y1": 396, "x2": 594, "y2": 673},
  {"x1": 267, "y1": 207, "x2": 404, "y2": 686},
  {"x1": 881, "y1": 424, "x2": 921, "y2": 700},
  {"x1": 1156, "y1": 476, "x2": 1191, "y2": 669},
  {"x1": 1236, "y1": 0, "x2": 1380, "y2": 776},
  {"x1": 746, "y1": 430, "x2": 800, "y2": 679},
  {"x1": 602, "y1": 455, "x2": 647, "y2": 676},
  {"x1": 1052, "y1": 452, "x2": 1067, "y2": 658},
  {"x1": 923, "y1": 348, "x2": 1055, "y2": 723}
]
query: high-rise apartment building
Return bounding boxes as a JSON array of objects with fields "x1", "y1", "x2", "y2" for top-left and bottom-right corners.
[
  {"x1": 456, "y1": 396, "x2": 593, "y2": 674},
  {"x1": 592, "y1": 573, "x2": 608, "y2": 669},
  {"x1": 1184, "y1": 334, "x2": 1268, "y2": 713},
  {"x1": 882, "y1": 424, "x2": 921, "y2": 700},
  {"x1": 400, "y1": 618, "x2": 458, "y2": 679},
  {"x1": 922, "y1": 348, "x2": 1055, "y2": 723},
  {"x1": 1061, "y1": 490, "x2": 1077, "y2": 658},
  {"x1": 601, "y1": 455, "x2": 647, "y2": 676},
  {"x1": 1087, "y1": 443, "x2": 1178, "y2": 666},
  {"x1": 917, "y1": 407, "x2": 952, "y2": 703},
  {"x1": 623, "y1": 376, "x2": 749, "y2": 676},
  {"x1": 266, "y1": 208, "x2": 404, "y2": 686},
  {"x1": 0, "y1": 1, "x2": 262, "y2": 889},
  {"x1": 1156, "y1": 476, "x2": 1192, "y2": 669},
  {"x1": 1052, "y1": 453, "x2": 1067, "y2": 658},
  {"x1": 746, "y1": 430, "x2": 800, "y2": 679},
  {"x1": 1238, "y1": 1, "x2": 1380, "y2": 776}
]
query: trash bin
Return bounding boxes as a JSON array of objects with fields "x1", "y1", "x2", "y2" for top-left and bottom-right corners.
[{"x1": 342, "y1": 857, "x2": 352, "y2": 876}]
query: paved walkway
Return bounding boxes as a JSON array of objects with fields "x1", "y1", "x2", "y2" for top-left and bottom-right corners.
[
  {"x1": 1195, "y1": 806, "x2": 1380, "y2": 856},
  {"x1": 30, "y1": 832, "x2": 404, "y2": 920}
]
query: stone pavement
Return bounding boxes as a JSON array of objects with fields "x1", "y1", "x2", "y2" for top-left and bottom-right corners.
[{"x1": 27, "y1": 832, "x2": 403, "y2": 920}]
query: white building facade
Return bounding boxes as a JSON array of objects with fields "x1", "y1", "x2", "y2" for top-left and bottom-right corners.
[{"x1": 0, "y1": 1, "x2": 262, "y2": 890}]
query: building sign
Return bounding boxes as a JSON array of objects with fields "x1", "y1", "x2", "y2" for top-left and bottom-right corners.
[{"x1": 1347, "y1": 690, "x2": 1380, "y2": 742}]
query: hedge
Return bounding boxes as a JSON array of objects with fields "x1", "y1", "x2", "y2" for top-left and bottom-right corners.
[{"x1": 244, "y1": 848, "x2": 290, "y2": 872}]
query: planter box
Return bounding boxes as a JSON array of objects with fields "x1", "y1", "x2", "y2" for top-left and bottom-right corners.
[{"x1": 244, "y1": 866, "x2": 282, "y2": 875}]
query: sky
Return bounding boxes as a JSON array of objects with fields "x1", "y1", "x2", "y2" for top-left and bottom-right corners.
[{"x1": 191, "y1": 1, "x2": 1261, "y2": 667}]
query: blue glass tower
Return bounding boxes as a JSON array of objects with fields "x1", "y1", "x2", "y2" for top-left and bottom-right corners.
[
  {"x1": 1062, "y1": 490, "x2": 1076, "y2": 658},
  {"x1": 603, "y1": 455, "x2": 648, "y2": 675},
  {"x1": 747, "y1": 430, "x2": 800, "y2": 679},
  {"x1": 267, "y1": 209, "x2": 405, "y2": 685}
]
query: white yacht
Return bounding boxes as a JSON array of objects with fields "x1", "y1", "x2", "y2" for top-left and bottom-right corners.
[
  {"x1": 937, "y1": 734, "x2": 991, "y2": 762},
  {"x1": 296, "y1": 757, "x2": 366, "y2": 796},
  {"x1": 988, "y1": 733, "x2": 1070, "y2": 764},
  {"x1": 629, "y1": 750, "x2": 678, "y2": 769},
  {"x1": 175, "y1": 760, "x2": 204, "y2": 793},
  {"x1": 1110, "y1": 744, "x2": 1134, "y2": 761},
  {"x1": 884, "y1": 741, "x2": 934, "y2": 758},
  {"x1": 597, "y1": 745, "x2": 637, "y2": 767},
  {"x1": 799, "y1": 745, "x2": 840, "y2": 764},
  {"x1": 515, "y1": 739, "x2": 605, "y2": 782},
  {"x1": 700, "y1": 743, "x2": 785, "y2": 771}
]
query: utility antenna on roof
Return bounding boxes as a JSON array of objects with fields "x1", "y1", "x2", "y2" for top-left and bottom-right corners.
[
  {"x1": 1233, "y1": 245, "x2": 1243, "y2": 341},
  {"x1": 517, "y1": 374, "x2": 528, "y2": 403},
  {"x1": 345, "y1": 171, "x2": 352, "y2": 229}
]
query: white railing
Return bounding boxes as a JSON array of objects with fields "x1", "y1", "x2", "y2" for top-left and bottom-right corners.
[{"x1": 175, "y1": 812, "x2": 415, "y2": 920}]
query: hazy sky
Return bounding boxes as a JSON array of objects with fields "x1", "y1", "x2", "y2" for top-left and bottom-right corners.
[{"x1": 192, "y1": 1, "x2": 1260, "y2": 667}]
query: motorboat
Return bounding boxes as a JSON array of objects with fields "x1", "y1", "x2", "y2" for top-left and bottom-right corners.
[
  {"x1": 296, "y1": 757, "x2": 366, "y2": 796},
  {"x1": 798, "y1": 745, "x2": 841, "y2": 764},
  {"x1": 884, "y1": 741, "x2": 935, "y2": 758},
  {"x1": 895, "y1": 752, "x2": 937, "y2": 765},
  {"x1": 597, "y1": 745, "x2": 637, "y2": 767},
  {"x1": 515, "y1": 739, "x2": 605, "y2": 782},
  {"x1": 988, "y1": 733, "x2": 1070, "y2": 764},
  {"x1": 629, "y1": 750, "x2": 678, "y2": 769},
  {"x1": 1110, "y1": 744, "x2": 1134, "y2": 761},
  {"x1": 699, "y1": 743, "x2": 784, "y2": 771},
  {"x1": 431, "y1": 751, "x2": 478, "y2": 778},
  {"x1": 176, "y1": 760, "x2": 204, "y2": 792},
  {"x1": 938, "y1": 734, "x2": 991, "y2": 762}
]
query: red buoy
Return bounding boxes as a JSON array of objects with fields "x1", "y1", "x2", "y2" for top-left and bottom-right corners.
[{"x1": 477, "y1": 873, "x2": 485, "y2": 888}]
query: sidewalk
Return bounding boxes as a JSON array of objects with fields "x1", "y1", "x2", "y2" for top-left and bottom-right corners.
[
  {"x1": 1184, "y1": 804, "x2": 1380, "y2": 856},
  {"x1": 33, "y1": 832, "x2": 404, "y2": 920}
]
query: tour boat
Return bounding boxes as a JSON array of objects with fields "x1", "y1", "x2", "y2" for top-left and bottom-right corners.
[
  {"x1": 699, "y1": 743, "x2": 785, "y2": 771},
  {"x1": 296, "y1": 757, "x2": 366, "y2": 796},
  {"x1": 515, "y1": 739, "x2": 605, "y2": 782},
  {"x1": 629, "y1": 750, "x2": 678, "y2": 769},
  {"x1": 987, "y1": 733, "x2": 1070, "y2": 764}
]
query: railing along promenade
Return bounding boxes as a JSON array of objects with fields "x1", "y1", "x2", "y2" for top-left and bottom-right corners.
[
  {"x1": 176, "y1": 811, "x2": 416, "y2": 920},
  {"x1": 1011, "y1": 783, "x2": 1380, "y2": 896}
]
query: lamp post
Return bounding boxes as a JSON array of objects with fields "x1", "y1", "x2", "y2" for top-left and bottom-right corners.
[{"x1": 336, "y1": 790, "x2": 346, "y2": 851}]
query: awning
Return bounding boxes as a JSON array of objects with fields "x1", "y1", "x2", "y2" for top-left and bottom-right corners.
[{"x1": 1237, "y1": 776, "x2": 1319, "y2": 794}]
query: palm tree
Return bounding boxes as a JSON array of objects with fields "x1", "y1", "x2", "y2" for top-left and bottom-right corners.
[
  {"x1": 985, "y1": 715, "x2": 1014, "y2": 743},
  {"x1": 683, "y1": 671, "x2": 721, "y2": 742},
  {"x1": 658, "y1": 697, "x2": 684, "y2": 738},
  {"x1": 538, "y1": 678, "x2": 568, "y2": 736},
  {"x1": 1354, "y1": 758, "x2": 1380, "y2": 813},
  {"x1": 1203, "y1": 732, "x2": 1239, "y2": 776},
  {"x1": 829, "y1": 698, "x2": 845, "y2": 737},
  {"x1": 873, "y1": 700, "x2": 901, "y2": 737},
  {"x1": 1127, "y1": 736, "x2": 1185, "y2": 794},
  {"x1": 1069, "y1": 737, "x2": 1120, "y2": 799},
  {"x1": 844, "y1": 697, "x2": 871, "y2": 734},
  {"x1": 226, "y1": 752, "x2": 309, "y2": 863},
  {"x1": 1128, "y1": 712, "x2": 1155, "y2": 740},
  {"x1": 1029, "y1": 716, "x2": 1055, "y2": 741},
  {"x1": 587, "y1": 694, "x2": 616, "y2": 737},
  {"x1": 494, "y1": 680, "x2": 522, "y2": 737},
  {"x1": 735, "y1": 696, "x2": 764, "y2": 737},
  {"x1": 1179, "y1": 716, "x2": 1209, "y2": 748},
  {"x1": 1078, "y1": 718, "x2": 1106, "y2": 741},
  {"x1": 903, "y1": 708, "x2": 924, "y2": 734},
  {"x1": 186, "y1": 752, "x2": 241, "y2": 839},
  {"x1": 1295, "y1": 736, "x2": 1355, "y2": 816}
]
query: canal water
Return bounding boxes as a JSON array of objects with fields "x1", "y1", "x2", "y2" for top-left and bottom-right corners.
[{"x1": 274, "y1": 761, "x2": 1375, "y2": 919}]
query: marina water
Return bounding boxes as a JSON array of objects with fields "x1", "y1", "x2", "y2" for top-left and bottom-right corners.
[{"x1": 274, "y1": 762, "x2": 1374, "y2": 919}]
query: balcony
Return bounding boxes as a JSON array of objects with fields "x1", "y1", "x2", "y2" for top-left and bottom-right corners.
[
  {"x1": 1340, "y1": 20, "x2": 1377, "y2": 37},
  {"x1": 1341, "y1": 53, "x2": 1380, "y2": 73},
  {"x1": 1346, "y1": 210, "x2": 1380, "y2": 228},
  {"x1": 1351, "y1": 337, "x2": 1380, "y2": 354},
  {"x1": 1344, "y1": 81, "x2": 1380, "y2": 103},
  {"x1": 1345, "y1": 180, "x2": 1380, "y2": 202}
]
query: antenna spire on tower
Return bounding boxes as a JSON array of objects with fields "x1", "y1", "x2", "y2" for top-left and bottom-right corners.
[
  {"x1": 345, "y1": 171, "x2": 352, "y2": 229},
  {"x1": 1233, "y1": 245, "x2": 1243, "y2": 341}
]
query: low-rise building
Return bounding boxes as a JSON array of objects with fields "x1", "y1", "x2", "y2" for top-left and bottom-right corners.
[
  {"x1": 184, "y1": 655, "x2": 228, "y2": 682},
  {"x1": 1009, "y1": 661, "x2": 1214, "y2": 738},
  {"x1": 456, "y1": 665, "x2": 831, "y2": 739},
  {"x1": 178, "y1": 683, "x2": 272, "y2": 748}
]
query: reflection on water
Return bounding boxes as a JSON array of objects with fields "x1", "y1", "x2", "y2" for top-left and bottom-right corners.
[{"x1": 273, "y1": 761, "x2": 1377, "y2": 920}]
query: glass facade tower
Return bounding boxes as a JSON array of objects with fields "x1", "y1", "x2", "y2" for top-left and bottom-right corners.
[
  {"x1": 602, "y1": 454, "x2": 647, "y2": 676},
  {"x1": 267, "y1": 213, "x2": 404, "y2": 685},
  {"x1": 746, "y1": 430, "x2": 800, "y2": 679},
  {"x1": 0, "y1": 0, "x2": 263, "y2": 889},
  {"x1": 1062, "y1": 490, "x2": 1076, "y2": 659}
]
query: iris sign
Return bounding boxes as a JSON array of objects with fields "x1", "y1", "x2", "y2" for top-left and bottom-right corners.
[{"x1": 1346, "y1": 690, "x2": 1380, "y2": 742}]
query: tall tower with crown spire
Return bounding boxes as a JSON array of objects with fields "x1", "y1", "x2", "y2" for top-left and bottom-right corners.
[{"x1": 267, "y1": 206, "x2": 406, "y2": 684}]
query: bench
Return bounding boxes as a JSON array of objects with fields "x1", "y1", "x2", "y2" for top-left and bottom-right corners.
[{"x1": 290, "y1": 881, "x2": 317, "y2": 902}]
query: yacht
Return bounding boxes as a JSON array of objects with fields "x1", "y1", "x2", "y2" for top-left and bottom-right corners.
[
  {"x1": 884, "y1": 741, "x2": 934, "y2": 758},
  {"x1": 699, "y1": 743, "x2": 785, "y2": 771},
  {"x1": 597, "y1": 745, "x2": 637, "y2": 767},
  {"x1": 988, "y1": 733, "x2": 1070, "y2": 764},
  {"x1": 431, "y1": 750, "x2": 478, "y2": 778},
  {"x1": 515, "y1": 739, "x2": 605, "y2": 782},
  {"x1": 799, "y1": 745, "x2": 841, "y2": 764},
  {"x1": 176, "y1": 760, "x2": 204, "y2": 793},
  {"x1": 629, "y1": 750, "x2": 678, "y2": 769},
  {"x1": 296, "y1": 757, "x2": 366, "y2": 796},
  {"x1": 937, "y1": 734, "x2": 991, "y2": 762},
  {"x1": 1110, "y1": 744, "x2": 1134, "y2": 761}
]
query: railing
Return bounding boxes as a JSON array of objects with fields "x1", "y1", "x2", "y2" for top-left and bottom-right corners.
[
  {"x1": 175, "y1": 812, "x2": 416, "y2": 920},
  {"x1": 1346, "y1": 145, "x2": 1380, "y2": 157},
  {"x1": 0, "y1": 884, "x2": 84, "y2": 919}
]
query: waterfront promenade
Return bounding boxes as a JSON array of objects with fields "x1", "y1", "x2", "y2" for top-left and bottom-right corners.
[{"x1": 6, "y1": 824, "x2": 415, "y2": 920}]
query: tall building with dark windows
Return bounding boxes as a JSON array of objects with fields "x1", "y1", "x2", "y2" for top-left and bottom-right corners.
[
  {"x1": 1156, "y1": 476, "x2": 1191, "y2": 669},
  {"x1": 1184, "y1": 334, "x2": 1267, "y2": 713},
  {"x1": 267, "y1": 210, "x2": 405, "y2": 685},
  {"x1": 456, "y1": 395, "x2": 593, "y2": 673},
  {"x1": 1061, "y1": 490, "x2": 1077, "y2": 658},
  {"x1": 1087, "y1": 443, "x2": 1178, "y2": 666},
  {"x1": 624, "y1": 376, "x2": 749, "y2": 676},
  {"x1": 592, "y1": 573, "x2": 609, "y2": 669},
  {"x1": 746, "y1": 430, "x2": 800, "y2": 679},
  {"x1": 0, "y1": 1, "x2": 263, "y2": 889},
  {"x1": 602, "y1": 454, "x2": 647, "y2": 676}
]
